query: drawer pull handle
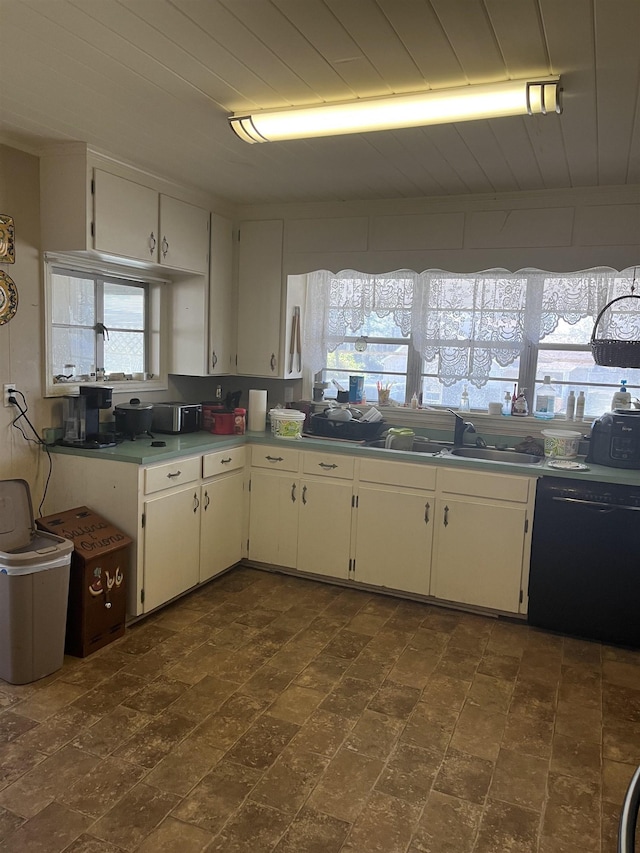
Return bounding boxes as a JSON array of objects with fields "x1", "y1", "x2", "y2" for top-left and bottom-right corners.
[
  {"x1": 167, "y1": 470, "x2": 182, "y2": 478},
  {"x1": 319, "y1": 463, "x2": 338, "y2": 470},
  {"x1": 193, "y1": 493, "x2": 199, "y2": 513},
  {"x1": 161, "y1": 235, "x2": 169, "y2": 258},
  {"x1": 265, "y1": 455, "x2": 284, "y2": 463},
  {"x1": 302, "y1": 485, "x2": 307, "y2": 505},
  {"x1": 204, "y1": 491, "x2": 210, "y2": 510},
  {"x1": 424, "y1": 502, "x2": 430, "y2": 525},
  {"x1": 211, "y1": 350, "x2": 218, "y2": 368},
  {"x1": 270, "y1": 353, "x2": 276, "y2": 371},
  {"x1": 443, "y1": 505, "x2": 449, "y2": 527},
  {"x1": 291, "y1": 483, "x2": 296, "y2": 503},
  {"x1": 149, "y1": 232, "x2": 156, "y2": 255},
  {"x1": 220, "y1": 457, "x2": 232, "y2": 464}
]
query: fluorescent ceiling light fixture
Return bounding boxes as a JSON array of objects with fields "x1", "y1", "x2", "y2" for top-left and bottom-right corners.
[{"x1": 229, "y1": 77, "x2": 561, "y2": 143}]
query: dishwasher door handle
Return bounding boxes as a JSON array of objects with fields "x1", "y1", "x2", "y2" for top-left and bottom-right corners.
[{"x1": 550, "y1": 496, "x2": 640, "y2": 512}]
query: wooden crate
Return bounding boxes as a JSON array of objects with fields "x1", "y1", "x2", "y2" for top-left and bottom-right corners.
[{"x1": 37, "y1": 506, "x2": 131, "y2": 657}]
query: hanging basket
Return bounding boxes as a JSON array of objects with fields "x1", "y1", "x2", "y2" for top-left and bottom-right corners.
[{"x1": 590, "y1": 293, "x2": 640, "y2": 368}]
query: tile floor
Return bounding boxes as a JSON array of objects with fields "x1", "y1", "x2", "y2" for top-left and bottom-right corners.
[{"x1": 0, "y1": 566, "x2": 638, "y2": 853}]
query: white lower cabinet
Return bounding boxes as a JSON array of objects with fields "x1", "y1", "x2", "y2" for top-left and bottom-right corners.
[
  {"x1": 199, "y1": 471, "x2": 245, "y2": 583},
  {"x1": 248, "y1": 470, "x2": 299, "y2": 568},
  {"x1": 143, "y1": 484, "x2": 201, "y2": 612},
  {"x1": 431, "y1": 468, "x2": 533, "y2": 614},
  {"x1": 354, "y1": 457, "x2": 436, "y2": 596},
  {"x1": 354, "y1": 484, "x2": 433, "y2": 595},
  {"x1": 248, "y1": 450, "x2": 353, "y2": 578},
  {"x1": 297, "y1": 476, "x2": 353, "y2": 579}
]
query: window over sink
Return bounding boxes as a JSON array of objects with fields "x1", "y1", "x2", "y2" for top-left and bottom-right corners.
[{"x1": 305, "y1": 266, "x2": 640, "y2": 418}]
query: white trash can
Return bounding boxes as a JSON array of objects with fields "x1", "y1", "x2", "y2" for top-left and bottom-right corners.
[{"x1": 0, "y1": 480, "x2": 73, "y2": 684}]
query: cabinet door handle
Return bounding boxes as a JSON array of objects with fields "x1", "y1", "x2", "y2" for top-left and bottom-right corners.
[
  {"x1": 265, "y1": 455, "x2": 284, "y2": 463},
  {"x1": 291, "y1": 483, "x2": 296, "y2": 503},
  {"x1": 443, "y1": 505, "x2": 449, "y2": 527},
  {"x1": 149, "y1": 231, "x2": 156, "y2": 255},
  {"x1": 220, "y1": 457, "x2": 232, "y2": 465},
  {"x1": 161, "y1": 235, "x2": 169, "y2": 258},
  {"x1": 193, "y1": 492, "x2": 200, "y2": 513},
  {"x1": 204, "y1": 490, "x2": 210, "y2": 510},
  {"x1": 424, "y1": 502, "x2": 430, "y2": 525},
  {"x1": 270, "y1": 353, "x2": 276, "y2": 372},
  {"x1": 167, "y1": 470, "x2": 182, "y2": 478},
  {"x1": 319, "y1": 462, "x2": 338, "y2": 470},
  {"x1": 211, "y1": 350, "x2": 218, "y2": 369},
  {"x1": 302, "y1": 485, "x2": 307, "y2": 505}
]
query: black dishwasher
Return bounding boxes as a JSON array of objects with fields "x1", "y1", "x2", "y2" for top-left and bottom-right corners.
[{"x1": 528, "y1": 477, "x2": 640, "y2": 648}]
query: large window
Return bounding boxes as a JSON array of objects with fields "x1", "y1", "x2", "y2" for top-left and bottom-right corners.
[
  {"x1": 307, "y1": 267, "x2": 640, "y2": 418},
  {"x1": 45, "y1": 258, "x2": 166, "y2": 394}
]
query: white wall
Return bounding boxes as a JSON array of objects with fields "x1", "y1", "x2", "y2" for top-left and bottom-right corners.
[
  {"x1": 0, "y1": 144, "x2": 64, "y2": 502},
  {"x1": 237, "y1": 184, "x2": 640, "y2": 275}
]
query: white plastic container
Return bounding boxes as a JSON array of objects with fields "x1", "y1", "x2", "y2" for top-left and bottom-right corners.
[
  {"x1": 269, "y1": 408, "x2": 306, "y2": 439},
  {"x1": 541, "y1": 428, "x2": 582, "y2": 459}
]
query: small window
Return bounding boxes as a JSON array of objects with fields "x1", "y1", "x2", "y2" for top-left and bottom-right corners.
[{"x1": 45, "y1": 260, "x2": 166, "y2": 395}]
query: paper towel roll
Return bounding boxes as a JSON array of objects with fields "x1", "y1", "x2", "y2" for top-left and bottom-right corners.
[{"x1": 248, "y1": 389, "x2": 268, "y2": 432}]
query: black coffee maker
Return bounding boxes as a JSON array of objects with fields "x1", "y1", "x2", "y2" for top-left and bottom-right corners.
[{"x1": 62, "y1": 386, "x2": 115, "y2": 447}]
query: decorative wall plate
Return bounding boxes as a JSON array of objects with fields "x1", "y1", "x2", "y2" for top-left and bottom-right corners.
[
  {"x1": 0, "y1": 271, "x2": 18, "y2": 324},
  {"x1": 0, "y1": 215, "x2": 15, "y2": 263}
]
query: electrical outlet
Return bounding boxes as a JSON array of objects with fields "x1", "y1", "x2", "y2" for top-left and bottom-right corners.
[{"x1": 4, "y1": 384, "x2": 17, "y2": 407}]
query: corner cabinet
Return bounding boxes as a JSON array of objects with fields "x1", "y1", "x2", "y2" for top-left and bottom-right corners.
[{"x1": 236, "y1": 220, "x2": 305, "y2": 379}]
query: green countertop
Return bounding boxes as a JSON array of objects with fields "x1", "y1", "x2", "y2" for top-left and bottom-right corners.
[{"x1": 49, "y1": 429, "x2": 640, "y2": 486}]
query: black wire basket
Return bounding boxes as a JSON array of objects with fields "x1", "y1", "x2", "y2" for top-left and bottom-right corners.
[{"x1": 590, "y1": 293, "x2": 640, "y2": 368}]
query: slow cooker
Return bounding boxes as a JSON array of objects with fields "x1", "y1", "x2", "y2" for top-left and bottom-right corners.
[{"x1": 586, "y1": 409, "x2": 640, "y2": 468}]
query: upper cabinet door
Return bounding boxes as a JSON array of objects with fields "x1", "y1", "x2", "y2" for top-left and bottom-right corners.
[
  {"x1": 159, "y1": 195, "x2": 209, "y2": 274},
  {"x1": 236, "y1": 219, "x2": 284, "y2": 377},
  {"x1": 208, "y1": 213, "x2": 234, "y2": 374},
  {"x1": 93, "y1": 170, "x2": 158, "y2": 263}
]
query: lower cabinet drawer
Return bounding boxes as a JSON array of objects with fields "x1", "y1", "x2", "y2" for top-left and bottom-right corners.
[
  {"x1": 202, "y1": 446, "x2": 246, "y2": 478},
  {"x1": 303, "y1": 452, "x2": 355, "y2": 480},
  {"x1": 251, "y1": 446, "x2": 300, "y2": 472},
  {"x1": 144, "y1": 456, "x2": 200, "y2": 495},
  {"x1": 438, "y1": 468, "x2": 531, "y2": 503}
]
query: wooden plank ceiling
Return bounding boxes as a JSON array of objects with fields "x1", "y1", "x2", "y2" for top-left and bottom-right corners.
[{"x1": 0, "y1": 0, "x2": 638, "y2": 205}]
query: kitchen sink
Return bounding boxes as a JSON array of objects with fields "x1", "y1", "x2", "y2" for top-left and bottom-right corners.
[
  {"x1": 449, "y1": 447, "x2": 543, "y2": 465},
  {"x1": 367, "y1": 438, "x2": 453, "y2": 453}
]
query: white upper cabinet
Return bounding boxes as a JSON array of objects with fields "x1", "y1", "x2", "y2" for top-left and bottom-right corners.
[
  {"x1": 40, "y1": 146, "x2": 210, "y2": 276},
  {"x1": 171, "y1": 211, "x2": 234, "y2": 377},
  {"x1": 94, "y1": 170, "x2": 209, "y2": 273},
  {"x1": 236, "y1": 220, "x2": 304, "y2": 379}
]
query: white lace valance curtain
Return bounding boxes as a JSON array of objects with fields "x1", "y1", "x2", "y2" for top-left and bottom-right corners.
[
  {"x1": 305, "y1": 266, "x2": 638, "y2": 386},
  {"x1": 304, "y1": 269, "x2": 414, "y2": 377}
]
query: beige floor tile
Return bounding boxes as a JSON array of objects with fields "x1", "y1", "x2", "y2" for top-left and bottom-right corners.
[
  {"x1": 408, "y1": 789, "x2": 482, "y2": 853},
  {"x1": 342, "y1": 790, "x2": 420, "y2": 853},
  {"x1": 433, "y1": 746, "x2": 494, "y2": 804},
  {"x1": 473, "y1": 797, "x2": 540, "y2": 853},
  {"x1": 0, "y1": 801, "x2": 91, "y2": 853},
  {"x1": 344, "y1": 709, "x2": 404, "y2": 761},
  {"x1": 90, "y1": 782, "x2": 179, "y2": 851},
  {"x1": 490, "y1": 748, "x2": 549, "y2": 811},
  {"x1": 272, "y1": 805, "x2": 351, "y2": 853},
  {"x1": 249, "y1": 746, "x2": 328, "y2": 815},
  {"x1": 307, "y1": 746, "x2": 383, "y2": 822}
]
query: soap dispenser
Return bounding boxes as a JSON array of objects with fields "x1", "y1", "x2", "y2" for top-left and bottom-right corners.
[
  {"x1": 612, "y1": 380, "x2": 631, "y2": 410},
  {"x1": 459, "y1": 384, "x2": 470, "y2": 412}
]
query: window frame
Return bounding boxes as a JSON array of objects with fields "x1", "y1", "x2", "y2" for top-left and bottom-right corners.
[{"x1": 43, "y1": 254, "x2": 169, "y2": 398}]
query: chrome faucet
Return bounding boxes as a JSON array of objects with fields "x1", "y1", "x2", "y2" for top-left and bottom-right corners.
[{"x1": 447, "y1": 409, "x2": 476, "y2": 447}]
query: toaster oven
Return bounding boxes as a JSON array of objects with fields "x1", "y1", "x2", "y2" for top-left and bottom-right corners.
[{"x1": 151, "y1": 403, "x2": 201, "y2": 434}]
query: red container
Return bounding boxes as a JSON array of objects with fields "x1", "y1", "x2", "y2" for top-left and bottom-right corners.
[
  {"x1": 210, "y1": 411, "x2": 235, "y2": 435},
  {"x1": 201, "y1": 402, "x2": 225, "y2": 431}
]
